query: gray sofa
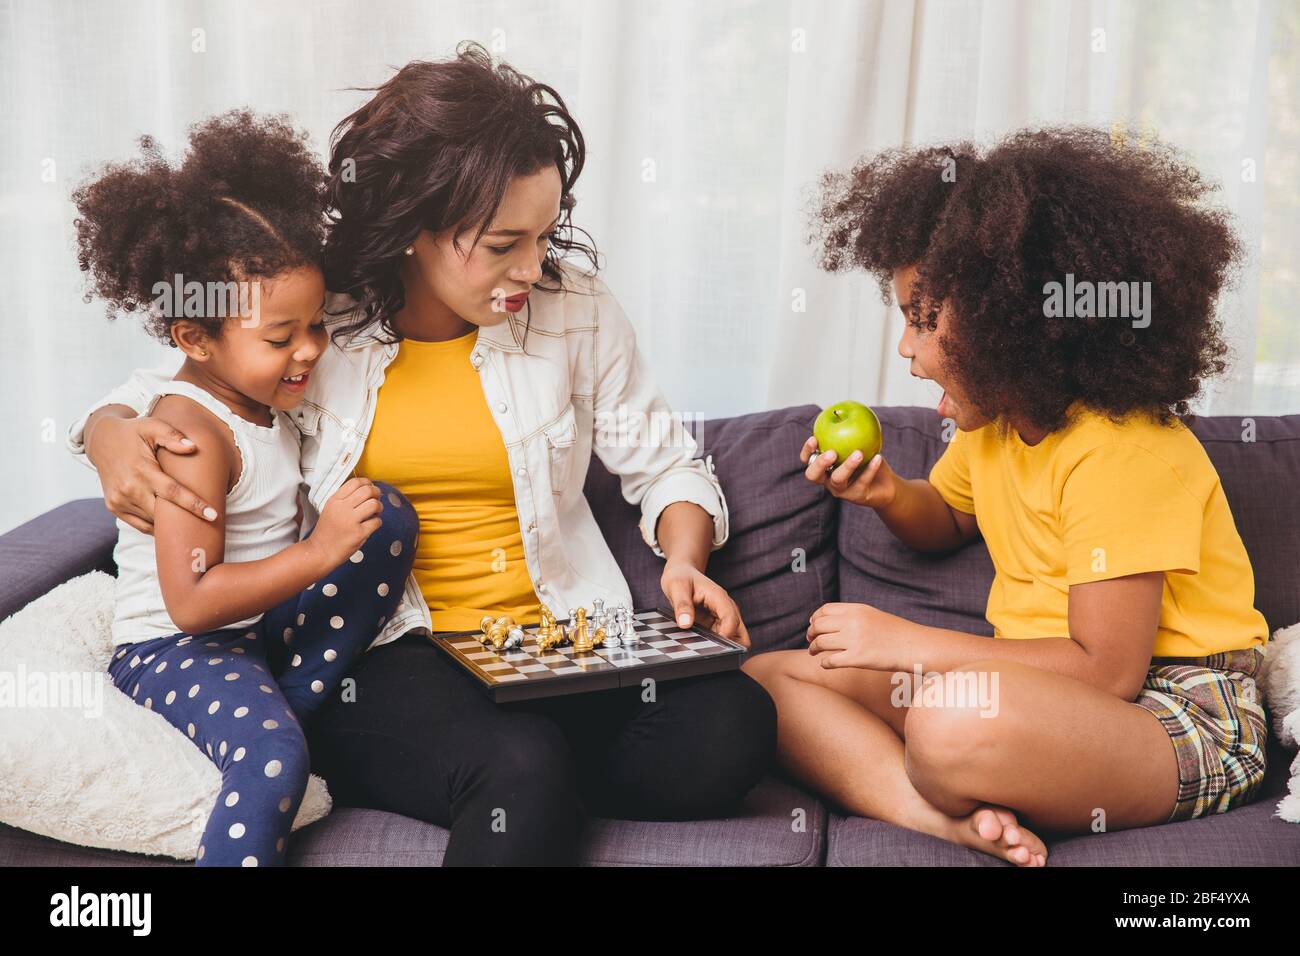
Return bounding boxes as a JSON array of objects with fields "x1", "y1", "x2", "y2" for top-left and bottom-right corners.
[{"x1": 2, "y1": 404, "x2": 1297, "y2": 865}]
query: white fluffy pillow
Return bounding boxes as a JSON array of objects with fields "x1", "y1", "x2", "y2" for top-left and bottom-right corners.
[
  {"x1": 0, "y1": 571, "x2": 331, "y2": 860},
  {"x1": 1261, "y1": 622, "x2": 1300, "y2": 823}
]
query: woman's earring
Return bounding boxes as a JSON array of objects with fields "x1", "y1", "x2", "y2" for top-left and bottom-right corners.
[{"x1": 404, "y1": 246, "x2": 415, "y2": 256}]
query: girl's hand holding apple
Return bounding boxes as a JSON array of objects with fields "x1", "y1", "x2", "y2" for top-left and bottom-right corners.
[{"x1": 801, "y1": 436, "x2": 898, "y2": 509}]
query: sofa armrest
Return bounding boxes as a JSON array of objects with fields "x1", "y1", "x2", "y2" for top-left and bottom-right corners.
[{"x1": 0, "y1": 499, "x2": 119, "y2": 623}]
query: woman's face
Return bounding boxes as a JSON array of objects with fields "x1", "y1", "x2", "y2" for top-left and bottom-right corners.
[
  {"x1": 406, "y1": 164, "x2": 562, "y2": 327},
  {"x1": 893, "y1": 264, "x2": 988, "y2": 431}
]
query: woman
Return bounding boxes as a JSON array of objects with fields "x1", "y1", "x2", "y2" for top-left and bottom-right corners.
[{"x1": 70, "y1": 43, "x2": 776, "y2": 865}]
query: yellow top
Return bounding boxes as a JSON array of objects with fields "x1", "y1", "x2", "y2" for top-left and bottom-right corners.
[
  {"x1": 355, "y1": 328, "x2": 540, "y2": 632},
  {"x1": 927, "y1": 402, "x2": 1267, "y2": 657}
]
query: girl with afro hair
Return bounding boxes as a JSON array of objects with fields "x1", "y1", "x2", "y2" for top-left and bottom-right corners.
[
  {"x1": 745, "y1": 126, "x2": 1270, "y2": 867},
  {"x1": 74, "y1": 110, "x2": 418, "y2": 866}
]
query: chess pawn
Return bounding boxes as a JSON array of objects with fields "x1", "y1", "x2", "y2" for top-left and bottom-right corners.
[
  {"x1": 619, "y1": 606, "x2": 640, "y2": 645},
  {"x1": 505, "y1": 625, "x2": 525, "y2": 650}
]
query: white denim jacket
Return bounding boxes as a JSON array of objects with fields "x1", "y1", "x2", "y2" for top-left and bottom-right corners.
[{"x1": 67, "y1": 264, "x2": 729, "y2": 649}]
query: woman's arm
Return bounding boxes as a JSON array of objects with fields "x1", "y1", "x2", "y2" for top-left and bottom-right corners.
[
  {"x1": 69, "y1": 356, "x2": 218, "y2": 532},
  {"x1": 806, "y1": 571, "x2": 1163, "y2": 699},
  {"x1": 655, "y1": 500, "x2": 750, "y2": 645},
  {"x1": 585, "y1": 278, "x2": 728, "y2": 559},
  {"x1": 584, "y1": 277, "x2": 744, "y2": 642},
  {"x1": 84, "y1": 404, "x2": 219, "y2": 532}
]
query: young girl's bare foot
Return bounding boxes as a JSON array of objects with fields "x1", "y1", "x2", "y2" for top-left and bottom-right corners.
[{"x1": 947, "y1": 805, "x2": 1048, "y2": 866}]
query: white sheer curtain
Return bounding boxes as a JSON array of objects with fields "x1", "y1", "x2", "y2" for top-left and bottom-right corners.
[{"x1": 2, "y1": 0, "x2": 1296, "y2": 535}]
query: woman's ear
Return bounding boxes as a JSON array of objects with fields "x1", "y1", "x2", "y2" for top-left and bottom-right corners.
[{"x1": 169, "y1": 320, "x2": 214, "y2": 361}]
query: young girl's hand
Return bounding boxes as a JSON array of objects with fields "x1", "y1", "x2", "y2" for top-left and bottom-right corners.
[
  {"x1": 800, "y1": 436, "x2": 898, "y2": 509},
  {"x1": 806, "y1": 602, "x2": 913, "y2": 671},
  {"x1": 304, "y1": 477, "x2": 384, "y2": 569}
]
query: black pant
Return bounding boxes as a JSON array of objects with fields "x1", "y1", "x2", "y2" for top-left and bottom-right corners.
[{"x1": 305, "y1": 631, "x2": 778, "y2": 865}]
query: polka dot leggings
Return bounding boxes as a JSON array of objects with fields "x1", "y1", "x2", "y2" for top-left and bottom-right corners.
[{"x1": 108, "y1": 480, "x2": 418, "y2": 867}]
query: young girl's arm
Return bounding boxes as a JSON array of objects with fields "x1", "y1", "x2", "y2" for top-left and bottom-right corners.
[
  {"x1": 151, "y1": 400, "x2": 380, "y2": 635},
  {"x1": 808, "y1": 571, "x2": 1163, "y2": 700}
]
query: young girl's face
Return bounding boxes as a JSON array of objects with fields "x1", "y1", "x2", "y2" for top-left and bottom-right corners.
[
  {"x1": 404, "y1": 164, "x2": 562, "y2": 328},
  {"x1": 893, "y1": 264, "x2": 988, "y2": 432},
  {"x1": 181, "y1": 265, "x2": 328, "y2": 412}
]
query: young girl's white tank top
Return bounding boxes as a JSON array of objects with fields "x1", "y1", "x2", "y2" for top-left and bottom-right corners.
[{"x1": 111, "y1": 380, "x2": 304, "y2": 646}]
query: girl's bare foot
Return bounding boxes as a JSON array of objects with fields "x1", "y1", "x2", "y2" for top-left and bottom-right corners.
[{"x1": 947, "y1": 805, "x2": 1048, "y2": 866}]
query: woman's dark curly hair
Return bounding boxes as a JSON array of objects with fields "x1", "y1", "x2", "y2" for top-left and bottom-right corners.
[
  {"x1": 73, "y1": 109, "x2": 328, "y2": 344},
  {"x1": 322, "y1": 40, "x2": 599, "y2": 343},
  {"x1": 813, "y1": 126, "x2": 1240, "y2": 433}
]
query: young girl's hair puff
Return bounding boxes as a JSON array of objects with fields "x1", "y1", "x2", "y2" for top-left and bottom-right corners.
[{"x1": 73, "y1": 109, "x2": 328, "y2": 345}]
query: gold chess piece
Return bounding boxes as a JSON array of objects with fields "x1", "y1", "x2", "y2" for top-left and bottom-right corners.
[
  {"x1": 536, "y1": 605, "x2": 566, "y2": 651},
  {"x1": 478, "y1": 615, "x2": 515, "y2": 650},
  {"x1": 568, "y1": 607, "x2": 606, "y2": 653}
]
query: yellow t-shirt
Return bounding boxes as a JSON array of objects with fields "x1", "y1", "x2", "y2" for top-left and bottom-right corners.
[
  {"x1": 355, "y1": 329, "x2": 540, "y2": 632},
  {"x1": 927, "y1": 402, "x2": 1267, "y2": 657}
]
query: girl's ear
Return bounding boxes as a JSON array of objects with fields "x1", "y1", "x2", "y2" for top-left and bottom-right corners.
[{"x1": 170, "y1": 320, "x2": 214, "y2": 361}]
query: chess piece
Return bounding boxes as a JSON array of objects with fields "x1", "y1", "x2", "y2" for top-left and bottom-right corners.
[
  {"x1": 617, "y1": 605, "x2": 640, "y2": 645},
  {"x1": 591, "y1": 598, "x2": 607, "y2": 632},
  {"x1": 478, "y1": 615, "x2": 515, "y2": 650},
  {"x1": 505, "y1": 625, "x2": 525, "y2": 649},
  {"x1": 536, "y1": 605, "x2": 565, "y2": 651},
  {"x1": 569, "y1": 606, "x2": 605, "y2": 653}
]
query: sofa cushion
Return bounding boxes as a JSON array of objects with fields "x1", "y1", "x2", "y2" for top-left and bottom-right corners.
[
  {"x1": 584, "y1": 405, "x2": 838, "y2": 654},
  {"x1": 578, "y1": 774, "x2": 826, "y2": 866},
  {"x1": 1182, "y1": 413, "x2": 1300, "y2": 633},
  {"x1": 0, "y1": 498, "x2": 117, "y2": 623},
  {"x1": 0, "y1": 572, "x2": 333, "y2": 860},
  {"x1": 0, "y1": 775, "x2": 828, "y2": 867},
  {"x1": 837, "y1": 408, "x2": 1300, "y2": 638}
]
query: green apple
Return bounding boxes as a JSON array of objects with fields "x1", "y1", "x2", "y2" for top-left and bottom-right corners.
[{"x1": 813, "y1": 401, "x2": 882, "y2": 468}]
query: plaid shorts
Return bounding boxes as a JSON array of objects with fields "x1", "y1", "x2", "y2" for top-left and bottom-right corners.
[{"x1": 1134, "y1": 645, "x2": 1269, "y2": 823}]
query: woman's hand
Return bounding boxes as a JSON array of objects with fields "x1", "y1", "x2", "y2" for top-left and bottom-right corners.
[
  {"x1": 86, "y1": 412, "x2": 219, "y2": 534},
  {"x1": 806, "y1": 602, "x2": 916, "y2": 671},
  {"x1": 661, "y1": 560, "x2": 751, "y2": 647},
  {"x1": 801, "y1": 436, "x2": 898, "y2": 509}
]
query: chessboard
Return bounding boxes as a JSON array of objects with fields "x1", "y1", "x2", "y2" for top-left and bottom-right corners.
[{"x1": 431, "y1": 607, "x2": 747, "y2": 703}]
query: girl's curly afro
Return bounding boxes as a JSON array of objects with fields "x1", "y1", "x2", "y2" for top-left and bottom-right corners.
[
  {"x1": 812, "y1": 126, "x2": 1241, "y2": 432},
  {"x1": 73, "y1": 109, "x2": 328, "y2": 344}
]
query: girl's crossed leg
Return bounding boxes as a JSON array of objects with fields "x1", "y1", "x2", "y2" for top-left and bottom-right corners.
[{"x1": 743, "y1": 649, "x2": 1179, "y2": 866}]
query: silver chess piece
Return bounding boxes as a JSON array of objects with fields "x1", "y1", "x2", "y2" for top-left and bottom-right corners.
[
  {"x1": 617, "y1": 605, "x2": 639, "y2": 645},
  {"x1": 505, "y1": 625, "x2": 525, "y2": 650}
]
